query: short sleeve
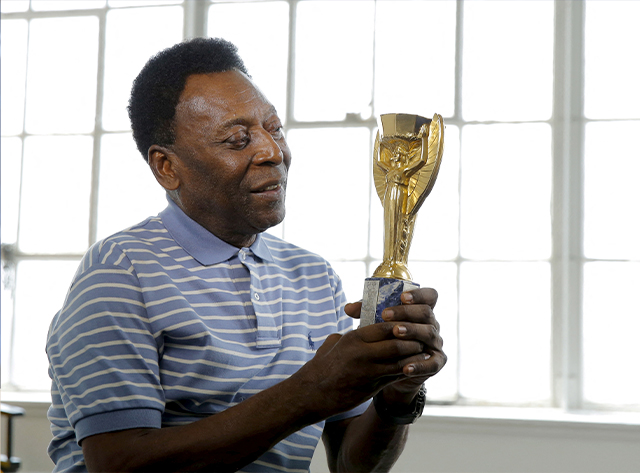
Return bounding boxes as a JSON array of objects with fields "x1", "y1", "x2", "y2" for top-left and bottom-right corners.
[{"x1": 46, "y1": 243, "x2": 165, "y2": 443}]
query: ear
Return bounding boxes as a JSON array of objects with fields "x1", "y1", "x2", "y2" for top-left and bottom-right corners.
[{"x1": 148, "y1": 145, "x2": 180, "y2": 191}]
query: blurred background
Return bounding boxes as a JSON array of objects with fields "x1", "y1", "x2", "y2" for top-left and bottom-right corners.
[{"x1": 1, "y1": 1, "x2": 639, "y2": 472}]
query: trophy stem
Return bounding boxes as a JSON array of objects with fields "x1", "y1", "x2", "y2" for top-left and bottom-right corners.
[{"x1": 373, "y1": 210, "x2": 417, "y2": 282}]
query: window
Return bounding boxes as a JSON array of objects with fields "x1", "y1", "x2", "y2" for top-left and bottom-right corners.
[{"x1": 2, "y1": 0, "x2": 638, "y2": 413}]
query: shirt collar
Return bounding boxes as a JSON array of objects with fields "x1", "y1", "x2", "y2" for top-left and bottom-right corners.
[{"x1": 159, "y1": 196, "x2": 274, "y2": 266}]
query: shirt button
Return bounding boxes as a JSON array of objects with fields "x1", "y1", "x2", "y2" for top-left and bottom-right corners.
[{"x1": 254, "y1": 293, "x2": 260, "y2": 301}]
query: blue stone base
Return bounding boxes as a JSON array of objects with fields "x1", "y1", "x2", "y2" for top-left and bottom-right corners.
[{"x1": 359, "y1": 277, "x2": 419, "y2": 327}]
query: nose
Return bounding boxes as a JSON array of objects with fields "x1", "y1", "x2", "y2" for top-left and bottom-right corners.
[{"x1": 252, "y1": 128, "x2": 284, "y2": 166}]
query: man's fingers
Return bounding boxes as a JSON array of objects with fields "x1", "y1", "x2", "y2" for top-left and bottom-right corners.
[
  {"x1": 372, "y1": 339, "x2": 424, "y2": 360},
  {"x1": 400, "y1": 350, "x2": 447, "y2": 377},
  {"x1": 378, "y1": 287, "x2": 440, "y2": 328},
  {"x1": 392, "y1": 322, "x2": 443, "y2": 351},
  {"x1": 382, "y1": 303, "x2": 439, "y2": 330},
  {"x1": 401, "y1": 287, "x2": 438, "y2": 308},
  {"x1": 344, "y1": 301, "x2": 362, "y2": 319}
]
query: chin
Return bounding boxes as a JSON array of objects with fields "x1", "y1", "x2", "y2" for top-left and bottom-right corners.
[{"x1": 256, "y1": 210, "x2": 286, "y2": 233}]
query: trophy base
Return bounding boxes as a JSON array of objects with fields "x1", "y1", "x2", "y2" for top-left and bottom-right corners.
[{"x1": 359, "y1": 277, "x2": 420, "y2": 327}]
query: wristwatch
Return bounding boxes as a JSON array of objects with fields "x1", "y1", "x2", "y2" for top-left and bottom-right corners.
[{"x1": 373, "y1": 385, "x2": 427, "y2": 425}]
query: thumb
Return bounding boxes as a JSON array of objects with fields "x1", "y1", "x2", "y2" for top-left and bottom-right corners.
[{"x1": 344, "y1": 301, "x2": 363, "y2": 319}]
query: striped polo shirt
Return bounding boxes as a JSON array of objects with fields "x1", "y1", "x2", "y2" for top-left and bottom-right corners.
[{"x1": 46, "y1": 198, "x2": 365, "y2": 473}]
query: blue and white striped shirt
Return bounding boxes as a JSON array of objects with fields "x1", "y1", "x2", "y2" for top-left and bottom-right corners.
[{"x1": 46, "y1": 198, "x2": 365, "y2": 472}]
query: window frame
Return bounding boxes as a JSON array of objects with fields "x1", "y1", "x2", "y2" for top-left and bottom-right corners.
[{"x1": 1, "y1": 0, "x2": 637, "y2": 415}]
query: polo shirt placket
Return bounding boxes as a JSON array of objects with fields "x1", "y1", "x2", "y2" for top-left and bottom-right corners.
[{"x1": 239, "y1": 248, "x2": 281, "y2": 349}]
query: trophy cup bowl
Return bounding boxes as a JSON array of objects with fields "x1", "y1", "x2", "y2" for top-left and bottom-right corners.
[{"x1": 359, "y1": 113, "x2": 444, "y2": 327}]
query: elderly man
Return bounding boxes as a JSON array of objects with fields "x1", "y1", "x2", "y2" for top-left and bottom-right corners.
[{"x1": 46, "y1": 38, "x2": 446, "y2": 473}]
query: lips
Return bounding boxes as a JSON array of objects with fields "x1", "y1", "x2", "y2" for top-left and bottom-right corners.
[
  {"x1": 257, "y1": 183, "x2": 280, "y2": 192},
  {"x1": 251, "y1": 178, "x2": 285, "y2": 194}
]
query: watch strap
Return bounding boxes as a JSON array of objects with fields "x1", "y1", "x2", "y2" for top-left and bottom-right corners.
[{"x1": 373, "y1": 385, "x2": 426, "y2": 425}]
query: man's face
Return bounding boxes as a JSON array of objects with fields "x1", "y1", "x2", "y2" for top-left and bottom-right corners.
[{"x1": 166, "y1": 70, "x2": 291, "y2": 247}]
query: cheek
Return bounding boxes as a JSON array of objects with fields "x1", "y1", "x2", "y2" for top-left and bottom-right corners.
[
  {"x1": 192, "y1": 160, "x2": 241, "y2": 190},
  {"x1": 281, "y1": 144, "x2": 292, "y2": 168}
]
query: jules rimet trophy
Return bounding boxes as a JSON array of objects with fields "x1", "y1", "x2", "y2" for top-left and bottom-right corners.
[{"x1": 360, "y1": 113, "x2": 445, "y2": 326}]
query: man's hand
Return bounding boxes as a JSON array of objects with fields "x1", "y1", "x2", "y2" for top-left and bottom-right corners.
[
  {"x1": 293, "y1": 316, "x2": 426, "y2": 420},
  {"x1": 345, "y1": 287, "x2": 447, "y2": 403},
  {"x1": 318, "y1": 288, "x2": 445, "y2": 472}
]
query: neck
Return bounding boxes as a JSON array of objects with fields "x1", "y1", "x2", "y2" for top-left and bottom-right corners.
[{"x1": 169, "y1": 193, "x2": 258, "y2": 249}]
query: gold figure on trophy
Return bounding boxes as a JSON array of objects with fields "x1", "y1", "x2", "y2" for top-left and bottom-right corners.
[{"x1": 372, "y1": 113, "x2": 445, "y2": 282}]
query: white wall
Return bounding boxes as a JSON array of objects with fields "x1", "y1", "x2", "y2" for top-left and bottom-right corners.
[
  {"x1": 4, "y1": 402, "x2": 640, "y2": 473},
  {"x1": 313, "y1": 409, "x2": 640, "y2": 473}
]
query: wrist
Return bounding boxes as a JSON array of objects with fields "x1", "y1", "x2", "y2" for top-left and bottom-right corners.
[
  {"x1": 380, "y1": 382, "x2": 423, "y2": 405},
  {"x1": 373, "y1": 385, "x2": 426, "y2": 425},
  {"x1": 285, "y1": 361, "x2": 345, "y2": 424}
]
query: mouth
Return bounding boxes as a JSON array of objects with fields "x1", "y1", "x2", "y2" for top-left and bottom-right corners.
[
  {"x1": 251, "y1": 181, "x2": 284, "y2": 199},
  {"x1": 252, "y1": 179, "x2": 285, "y2": 194},
  {"x1": 257, "y1": 183, "x2": 280, "y2": 192}
]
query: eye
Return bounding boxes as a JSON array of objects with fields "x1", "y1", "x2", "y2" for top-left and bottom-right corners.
[
  {"x1": 225, "y1": 130, "x2": 250, "y2": 149},
  {"x1": 270, "y1": 125, "x2": 284, "y2": 139},
  {"x1": 265, "y1": 119, "x2": 284, "y2": 139}
]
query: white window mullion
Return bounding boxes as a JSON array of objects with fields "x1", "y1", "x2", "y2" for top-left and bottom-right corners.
[
  {"x1": 88, "y1": 8, "x2": 107, "y2": 246},
  {"x1": 551, "y1": 0, "x2": 586, "y2": 411},
  {"x1": 184, "y1": 0, "x2": 208, "y2": 40},
  {"x1": 285, "y1": 0, "x2": 298, "y2": 126},
  {"x1": 453, "y1": 0, "x2": 464, "y2": 402}
]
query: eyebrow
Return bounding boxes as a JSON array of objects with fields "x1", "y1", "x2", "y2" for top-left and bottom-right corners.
[{"x1": 219, "y1": 105, "x2": 280, "y2": 131}]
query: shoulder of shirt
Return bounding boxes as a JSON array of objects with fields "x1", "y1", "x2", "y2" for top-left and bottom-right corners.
[
  {"x1": 260, "y1": 232, "x2": 336, "y2": 269},
  {"x1": 76, "y1": 215, "x2": 169, "y2": 274}
]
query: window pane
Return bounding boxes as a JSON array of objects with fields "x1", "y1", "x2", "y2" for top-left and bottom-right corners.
[
  {"x1": 109, "y1": 0, "x2": 182, "y2": 6},
  {"x1": 329, "y1": 260, "x2": 366, "y2": 313},
  {"x1": 1, "y1": 19, "x2": 28, "y2": 136},
  {"x1": 294, "y1": 1, "x2": 375, "y2": 121},
  {"x1": 12, "y1": 259, "x2": 80, "y2": 391},
  {"x1": 25, "y1": 17, "x2": 99, "y2": 134},
  {"x1": 19, "y1": 136, "x2": 93, "y2": 253},
  {"x1": 31, "y1": 0, "x2": 106, "y2": 11},
  {"x1": 1, "y1": 138, "x2": 22, "y2": 244},
  {"x1": 460, "y1": 262, "x2": 551, "y2": 404},
  {"x1": 462, "y1": 0, "x2": 554, "y2": 121},
  {"x1": 411, "y1": 262, "x2": 458, "y2": 401},
  {"x1": 370, "y1": 125, "x2": 460, "y2": 261},
  {"x1": 284, "y1": 128, "x2": 370, "y2": 260},
  {"x1": 583, "y1": 262, "x2": 640, "y2": 407},
  {"x1": 1, "y1": 263, "x2": 15, "y2": 388},
  {"x1": 97, "y1": 133, "x2": 167, "y2": 240},
  {"x1": 208, "y1": 1, "x2": 289, "y2": 123},
  {"x1": 460, "y1": 123, "x2": 552, "y2": 260},
  {"x1": 373, "y1": 0, "x2": 456, "y2": 118},
  {"x1": 1, "y1": 0, "x2": 28, "y2": 13},
  {"x1": 102, "y1": 6, "x2": 184, "y2": 131},
  {"x1": 585, "y1": 1, "x2": 640, "y2": 119},
  {"x1": 584, "y1": 121, "x2": 640, "y2": 260}
]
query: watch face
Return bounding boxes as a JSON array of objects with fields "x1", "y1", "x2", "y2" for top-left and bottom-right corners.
[{"x1": 413, "y1": 386, "x2": 427, "y2": 417}]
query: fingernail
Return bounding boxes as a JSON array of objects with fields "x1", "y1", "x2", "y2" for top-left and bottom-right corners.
[
  {"x1": 424, "y1": 354, "x2": 431, "y2": 360},
  {"x1": 397, "y1": 325, "x2": 407, "y2": 335},
  {"x1": 382, "y1": 309, "x2": 393, "y2": 320},
  {"x1": 406, "y1": 364, "x2": 415, "y2": 374},
  {"x1": 403, "y1": 292, "x2": 413, "y2": 303}
]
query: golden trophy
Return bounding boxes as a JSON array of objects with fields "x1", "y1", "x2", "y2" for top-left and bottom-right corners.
[{"x1": 360, "y1": 113, "x2": 445, "y2": 326}]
